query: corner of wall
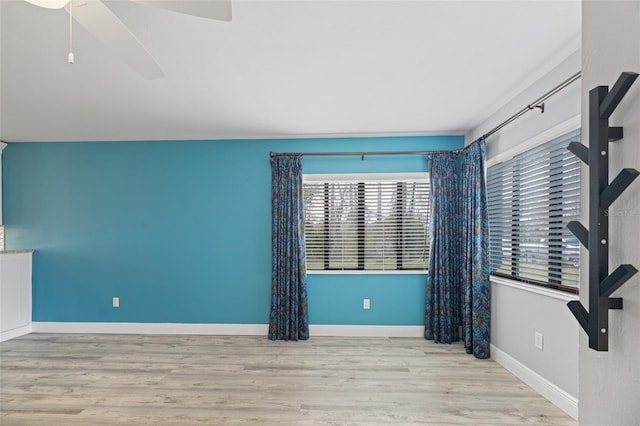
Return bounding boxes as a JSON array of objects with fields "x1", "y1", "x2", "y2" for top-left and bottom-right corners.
[
  {"x1": 470, "y1": 47, "x2": 582, "y2": 415},
  {"x1": 465, "y1": 49, "x2": 581, "y2": 154},
  {"x1": 0, "y1": 141, "x2": 6, "y2": 225},
  {"x1": 579, "y1": 1, "x2": 640, "y2": 424}
]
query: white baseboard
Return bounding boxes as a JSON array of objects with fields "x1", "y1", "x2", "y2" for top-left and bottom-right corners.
[
  {"x1": 491, "y1": 344, "x2": 578, "y2": 420},
  {"x1": 30, "y1": 322, "x2": 424, "y2": 338},
  {"x1": 310, "y1": 325, "x2": 424, "y2": 337},
  {"x1": 0, "y1": 324, "x2": 32, "y2": 342},
  {"x1": 32, "y1": 322, "x2": 270, "y2": 335}
]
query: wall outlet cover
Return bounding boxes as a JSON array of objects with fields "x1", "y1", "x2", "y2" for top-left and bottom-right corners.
[{"x1": 535, "y1": 332, "x2": 544, "y2": 350}]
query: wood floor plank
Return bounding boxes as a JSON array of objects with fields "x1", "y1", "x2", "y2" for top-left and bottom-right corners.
[{"x1": 1, "y1": 334, "x2": 576, "y2": 425}]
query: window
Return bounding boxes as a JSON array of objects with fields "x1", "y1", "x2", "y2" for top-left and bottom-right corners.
[
  {"x1": 488, "y1": 130, "x2": 581, "y2": 293},
  {"x1": 303, "y1": 173, "x2": 430, "y2": 271}
]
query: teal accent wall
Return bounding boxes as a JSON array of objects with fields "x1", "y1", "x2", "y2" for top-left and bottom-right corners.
[{"x1": 2, "y1": 136, "x2": 462, "y2": 325}]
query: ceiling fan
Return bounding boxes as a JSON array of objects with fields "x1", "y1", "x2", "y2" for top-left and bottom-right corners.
[{"x1": 24, "y1": 0, "x2": 232, "y2": 79}]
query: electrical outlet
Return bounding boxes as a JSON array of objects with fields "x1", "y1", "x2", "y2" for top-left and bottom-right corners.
[
  {"x1": 363, "y1": 298, "x2": 370, "y2": 310},
  {"x1": 535, "y1": 332, "x2": 543, "y2": 350},
  {"x1": 113, "y1": 297, "x2": 120, "y2": 308}
]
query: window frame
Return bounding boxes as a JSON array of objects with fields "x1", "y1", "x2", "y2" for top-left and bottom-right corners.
[
  {"x1": 303, "y1": 173, "x2": 430, "y2": 274},
  {"x1": 487, "y1": 127, "x2": 581, "y2": 294}
]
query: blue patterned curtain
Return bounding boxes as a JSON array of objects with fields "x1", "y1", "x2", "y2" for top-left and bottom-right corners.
[
  {"x1": 269, "y1": 155, "x2": 309, "y2": 341},
  {"x1": 425, "y1": 140, "x2": 490, "y2": 359}
]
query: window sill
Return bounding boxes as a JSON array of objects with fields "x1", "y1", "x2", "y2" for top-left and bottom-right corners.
[
  {"x1": 307, "y1": 270, "x2": 427, "y2": 275},
  {"x1": 490, "y1": 275, "x2": 579, "y2": 302}
]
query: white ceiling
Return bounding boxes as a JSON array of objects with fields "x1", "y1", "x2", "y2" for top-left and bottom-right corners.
[{"x1": 0, "y1": 0, "x2": 581, "y2": 142}]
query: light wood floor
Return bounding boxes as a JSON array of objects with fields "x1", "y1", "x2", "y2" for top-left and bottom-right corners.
[{"x1": 0, "y1": 333, "x2": 576, "y2": 425}]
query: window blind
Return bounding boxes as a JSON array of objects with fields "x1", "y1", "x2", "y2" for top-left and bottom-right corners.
[
  {"x1": 488, "y1": 130, "x2": 581, "y2": 291},
  {"x1": 303, "y1": 173, "x2": 430, "y2": 271}
]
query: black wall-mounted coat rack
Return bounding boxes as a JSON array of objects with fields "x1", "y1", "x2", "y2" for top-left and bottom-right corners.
[{"x1": 566, "y1": 71, "x2": 639, "y2": 351}]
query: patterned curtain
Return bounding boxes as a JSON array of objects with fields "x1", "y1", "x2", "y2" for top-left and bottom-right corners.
[
  {"x1": 269, "y1": 155, "x2": 309, "y2": 341},
  {"x1": 425, "y1": 140, "x2": 490, "y2": 359}
]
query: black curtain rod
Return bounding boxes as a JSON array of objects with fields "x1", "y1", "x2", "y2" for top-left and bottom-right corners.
[
  {"x1": 269, "y1": 149, "x2": 458, "y2": 158},
  {"x1": 480, "y1": 71, "x2": 581, "y2": 140},
  {"x1": 269, "y1": 70, "x2": 581, "y2": 159}
]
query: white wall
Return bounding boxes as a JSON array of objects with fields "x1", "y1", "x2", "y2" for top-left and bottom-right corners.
[
  {"x1": 0, "y1": 251, "x2": 33, "y2": 342},
  {"x1": 466, "y1": 51, "x2": 581, "y2": 418},
  {"x1": 0, "y1": 141, "x2": 6, "y2": 224},
  {"x1": 580, "y1": 1, "x2": 640, "y2": 424}
]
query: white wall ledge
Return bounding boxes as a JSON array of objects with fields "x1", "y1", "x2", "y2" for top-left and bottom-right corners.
[
  {"x1": 308, "y1": 270, "x2": 427, "y2": 275},
  {"x1": 0, "y1": 249, "x2": 35, "y2": 255},
  {"x1": 490, "y1": 276, "x2": 579, "y2": 303}
]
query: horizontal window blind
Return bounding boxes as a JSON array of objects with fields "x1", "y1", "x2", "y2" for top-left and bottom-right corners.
[
  {"x1": 488, "y1": 130, "x2": 581, "y2": 292},
  {"x1": 303, "y1": 174, "x2": 430, "y2": 271}
]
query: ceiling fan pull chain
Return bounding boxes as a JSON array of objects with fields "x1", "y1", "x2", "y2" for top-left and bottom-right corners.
[{"x1": 68, "y1": 0, "x2": 74, "y2": 64}]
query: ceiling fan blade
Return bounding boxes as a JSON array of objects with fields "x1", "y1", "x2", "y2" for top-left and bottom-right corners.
[
  {"x1": 129, "y1": 0, "x2": 232, "y2": 22},
  {"x1": 67, "y1": 0, "x2": 165, "y2": 79},
  {"x1": 24, "y1": 0, "x2": 69, "y2": 9}
]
